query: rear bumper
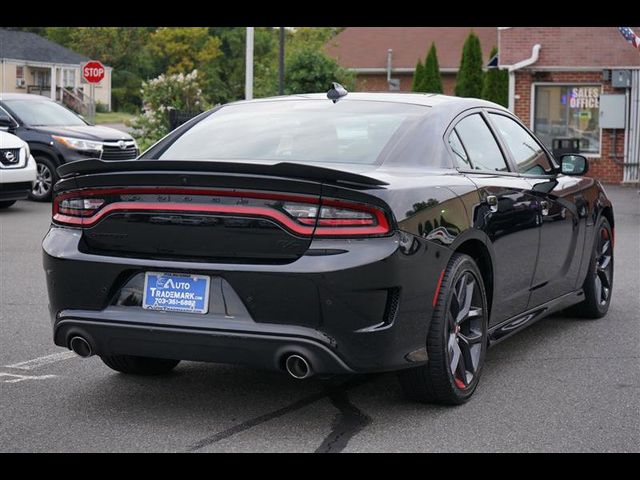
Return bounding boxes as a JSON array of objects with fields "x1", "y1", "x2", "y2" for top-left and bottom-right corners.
[
  {"x1": 55, "y1": 315, "x2": 355, "y2": 374},
  {"x1": 44, "y1": 226, "x2": 451, "y2": 374}
]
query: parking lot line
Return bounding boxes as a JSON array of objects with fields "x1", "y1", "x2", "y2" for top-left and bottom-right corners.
[
  {"x1": 4, "y1": 351, "x2": 76, "y2": 370},
  {"x1": 0, "y1": 372, "x2": 58, "y2": 384}
]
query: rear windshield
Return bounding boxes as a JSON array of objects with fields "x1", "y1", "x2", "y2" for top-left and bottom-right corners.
[{"x1": 156, "y1": 100, "x2": 429, "y2": 165}]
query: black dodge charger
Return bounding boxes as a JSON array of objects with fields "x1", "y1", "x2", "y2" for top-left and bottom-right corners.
[{"x1": 43, "y1": 89, "x2": 614, "y2": 405}]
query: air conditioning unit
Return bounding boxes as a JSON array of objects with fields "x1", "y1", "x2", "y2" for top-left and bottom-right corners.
[{"x1": 15, "y1": 78, "x2": 26, "y2": 88}]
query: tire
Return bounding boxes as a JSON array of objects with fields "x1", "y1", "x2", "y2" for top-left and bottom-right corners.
[
  {"x1": 398, "y1": 253, "x2": 489, "y2": 405},
  {"x1": 0, "y1": 200, "x2": 16, "y2": 209},
  {"x1": 565, "y1": 217, "x2": 614, "y2": 319},
  {"x1": 100, "y1": 355, "x2": 180, "y2": 375},
  {"x1": 29, "y1": 155, "x2": 58, "y2": 202}
]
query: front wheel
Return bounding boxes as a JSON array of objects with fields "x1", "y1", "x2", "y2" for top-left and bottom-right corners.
[
  {"x1": 100, "y1": 355, "x2": 180, "y2": 375},
  {"x1": 398, "y1": 253, "x2": 488, "y2": 405},
  {"x1": 29, "y1": 156, "x2": 57, "y2": 202}
]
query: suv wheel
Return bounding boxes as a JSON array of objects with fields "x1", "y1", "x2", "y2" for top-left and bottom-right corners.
[{"x1": 29, "y1": 156, "x2": 57, "y2": 202}]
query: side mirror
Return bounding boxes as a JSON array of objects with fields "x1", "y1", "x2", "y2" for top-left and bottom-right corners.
[
  {"x1": 0, "y1": 117, "x2": 16, "y2": 131},
  {"x1": 560, "y1": 154, "x2": 588, "y2": 176}
]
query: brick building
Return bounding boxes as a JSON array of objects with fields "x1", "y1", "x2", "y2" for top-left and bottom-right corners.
[
  {"x1": 499, "y1": 27, "x2": 640, "y2": 184},
  {"x1": 324, "y1": 27, "x2": 497, "y2": 94}
]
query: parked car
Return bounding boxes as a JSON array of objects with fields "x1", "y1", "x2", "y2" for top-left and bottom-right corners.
[
  {"x1": 42, "y1": 89, "x2": 614, "y2": 405},
  {"x1": 0, "y1": 130, "x2": 36, "y2": 209},
  {"x1": 0, "y1": 93, "x2": 138, "y2": 201}
]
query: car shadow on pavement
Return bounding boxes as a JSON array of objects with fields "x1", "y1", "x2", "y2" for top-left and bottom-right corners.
[{"x1": 61, "y1": 311, "x2": 601, "y2": 451}]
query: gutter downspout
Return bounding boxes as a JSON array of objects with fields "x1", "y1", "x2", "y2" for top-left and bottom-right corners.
[
  {"x1": 387, "y1": 49, "x2": 393, "y2": 84},
  {"x1": 507, "y1": 44, "x2": 541, "y2": 112}
]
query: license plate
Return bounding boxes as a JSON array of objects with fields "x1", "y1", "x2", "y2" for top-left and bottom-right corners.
[{"x1": 142, "y1": 272, "x2": 210, "y2": 314}]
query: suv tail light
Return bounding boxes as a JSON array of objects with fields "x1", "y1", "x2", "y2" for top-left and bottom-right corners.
[{"x1": 52, "y1": 188, "x2": 392, "y2": 237}]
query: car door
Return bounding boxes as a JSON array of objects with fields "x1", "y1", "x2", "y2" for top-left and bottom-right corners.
[
  {"x1": 447, "y1": 111, "x2": 541, "y2": 326},
  {"x1": 486, "y1": 112, "x2": 583, "y2": 308}
]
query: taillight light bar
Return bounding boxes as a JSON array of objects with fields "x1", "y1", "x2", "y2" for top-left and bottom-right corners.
[{"x1": 52, "y1": 187, "x2": 392, "y2": 237}]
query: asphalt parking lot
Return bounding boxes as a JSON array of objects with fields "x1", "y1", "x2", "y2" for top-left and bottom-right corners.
[{"x1": 1, "y1": 186, "x2": 638, "y2": 453}]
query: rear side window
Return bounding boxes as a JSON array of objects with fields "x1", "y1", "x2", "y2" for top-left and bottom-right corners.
[
  {"x1": 448, "y1": 130, "x2": 470, "y2": 168},
  {"x1": 489, "y1": 113, "x2": 554, "y2": 176},
  {"x1": 451, "y1": 114, "x2": 509, "y2": 172}
]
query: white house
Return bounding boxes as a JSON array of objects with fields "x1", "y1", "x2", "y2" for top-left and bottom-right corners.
[{"x1": 0, "y1": 29, "x2": 112, "y2": 112}]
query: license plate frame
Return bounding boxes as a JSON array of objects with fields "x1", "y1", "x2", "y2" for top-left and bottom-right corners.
[{"x1": 142, "y1": 272, "x2": 211, "y2": 314}]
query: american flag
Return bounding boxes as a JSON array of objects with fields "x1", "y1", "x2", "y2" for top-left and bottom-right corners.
[{"x1": 618, "y1": 27, "x2": 640, "y2": 50}]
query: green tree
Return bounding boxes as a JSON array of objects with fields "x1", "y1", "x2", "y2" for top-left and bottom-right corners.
[
  {"x1": 422, "y1": 43, "x2": 443, "y2": 93},
  {"x1": 481, "y1": 46, "x2": 508, "y2": 107},
  {"x1": 412, "y1": 60, "x2": 425, "y2": 92},
  {"x1": 284, "y1": 47, "x2": 355, "y2": 95},
  {"x1": 43, "y1": 27, "x2": 157, "y2": 111},
  {"x1": 148, "y1": 27, "x2": 221, "y2": 75},
  {"x1": 204, "y1": 27, "x2": 279, "y2": 104},
  {"x1": 455, "y1": 32, "x2": 484, "y2": 98}
]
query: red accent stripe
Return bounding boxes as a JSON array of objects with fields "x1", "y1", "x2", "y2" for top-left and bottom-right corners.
[
  {"x1": 54, "y1": 202, "x2": 315, "y2": 235},
  {"x1": 432, "y1": 269, "x2": 446, "y2": 307},
  {"x1": 53, "y1": 187, "x2": 392, "y2": 237}
]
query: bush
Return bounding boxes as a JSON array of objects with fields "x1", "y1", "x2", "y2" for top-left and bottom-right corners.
[
  {"x1": 422, "y1": 43, "x2": 443, "y2": 93},
  {"x1": 130, "y1": 70, "x2": 209, "y2": 151},
  {"x1": 455, "y1": 32, "x2": 484, "y2": 98},
  {"x1": 412, "y1": 60, "x2": 425, "y2": 92},
  {"x1": 95, "y1": 102, "x2": 109, "y2": 113},
  {"x1": 482, "y1": 46, "x2": 508, "y2": 107},
  {"x1": 284, "y1": 48, "x2": 355, "y2": 95},
  {"x1": 111, "y1": 70, "x2": 144, "y2": 113}
]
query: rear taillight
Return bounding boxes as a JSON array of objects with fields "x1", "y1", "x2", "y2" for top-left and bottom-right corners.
[
  {"x1": 52, "y1": 188, "x2": 392, "y2": 237},
  {"x1": 57, "y1": 198, "x2": 105, "y2": 217}
]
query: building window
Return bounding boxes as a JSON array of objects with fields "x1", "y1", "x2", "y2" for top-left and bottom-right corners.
[
  {"x1": 63, "y1": 69, "x2": 76, "y2": 88},
  {"x1": 533, "y1": 85, "x2": 601, "y2": 155},
  {"x1": 15, "y1": 66, "x2": 25, "y2": 88}
]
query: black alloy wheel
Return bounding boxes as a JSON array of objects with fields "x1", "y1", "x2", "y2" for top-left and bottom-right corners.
[
  {"x1": 398, "y1": 253, "x2": 488, "y2": 405},
  {"x1": 566, "y1": 217, "x2": 614, "y2": 318}
]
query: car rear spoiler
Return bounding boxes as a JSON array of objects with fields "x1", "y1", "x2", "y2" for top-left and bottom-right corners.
[{"x1": 57, "y1": 159, "x2": 388, "y2": 189}]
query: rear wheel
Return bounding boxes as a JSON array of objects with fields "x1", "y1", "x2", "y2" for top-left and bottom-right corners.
[
  {"x1": 29, "y1": 156, "x2": 57, "y2": 202},
  {"x1": 0, "y1": 201, "x2": 16, "y2": 209},
  {"x1": 565, "y1": 217, "x2": 614, "y2": 319},
  {"x1": 100, "y1": 355, "x2": 180, "y2": 375},
  {"x1": 398, "y1": 253, "x2": 488, "y2": 405}
]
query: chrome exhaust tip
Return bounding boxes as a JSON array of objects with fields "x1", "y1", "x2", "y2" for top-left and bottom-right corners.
[
  {"x1": 285, "y1": 354, "x2": 312, "y2": 379},
  {"x1": 69, "y1": 336, "x2": 93, "y2": 358}
]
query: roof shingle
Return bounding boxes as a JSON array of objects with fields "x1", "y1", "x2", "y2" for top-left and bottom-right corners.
[{"x1": 0, "y1": 29, "x2": 89, "y2": 65}]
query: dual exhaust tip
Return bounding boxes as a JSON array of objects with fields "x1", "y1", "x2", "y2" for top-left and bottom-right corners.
[
  {"x1": 69, "y1": 336, "x2": 93, "y2": 358},
  {"x1": 285, "y1": 354, "x2": 312, "y2": 379},
  {"x1": 69, "y1": 336, "x2": 314, "y2": 380}
]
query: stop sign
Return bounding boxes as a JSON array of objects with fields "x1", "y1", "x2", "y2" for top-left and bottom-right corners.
[{"x1": 82, "y1": 60, "x2": 105, "y2": 84}]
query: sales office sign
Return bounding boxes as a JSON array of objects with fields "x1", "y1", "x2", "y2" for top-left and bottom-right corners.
[{"x1": 568, "y1": 87, "x2": 600, "y2": 109}]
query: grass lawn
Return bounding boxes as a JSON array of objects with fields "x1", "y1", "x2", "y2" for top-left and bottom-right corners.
[{"x1": 92, "y1": 111, "x2": 137, "y2": 125}]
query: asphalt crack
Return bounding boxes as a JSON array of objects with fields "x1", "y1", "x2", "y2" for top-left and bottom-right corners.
[
  {"x1": 314, "y1": 387, "x2": 372, "y2": 453},
  {"x1": 187, "y1": 376, "x2": 373, "y2": 452}
]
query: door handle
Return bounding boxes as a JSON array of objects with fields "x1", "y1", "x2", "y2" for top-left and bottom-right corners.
[
  {"x1": 486, "y1": 195, "x2": 498, "y2": 213},
  {"x1": 540, "y1": 200, "x2": 549, "y2": 216}
]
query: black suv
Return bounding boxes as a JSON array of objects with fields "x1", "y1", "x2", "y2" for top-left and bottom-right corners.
[{"x1": 0, "y1": 93, "x2": 138, "y2": 201}]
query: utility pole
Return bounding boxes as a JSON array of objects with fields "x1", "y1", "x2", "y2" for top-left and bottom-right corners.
[
  {"x1": 279, "y1": 27, "x2": 285, "y2": 95},
  {"x1": 245, "y1": 27, "x2": 254, "y2": 100}
]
